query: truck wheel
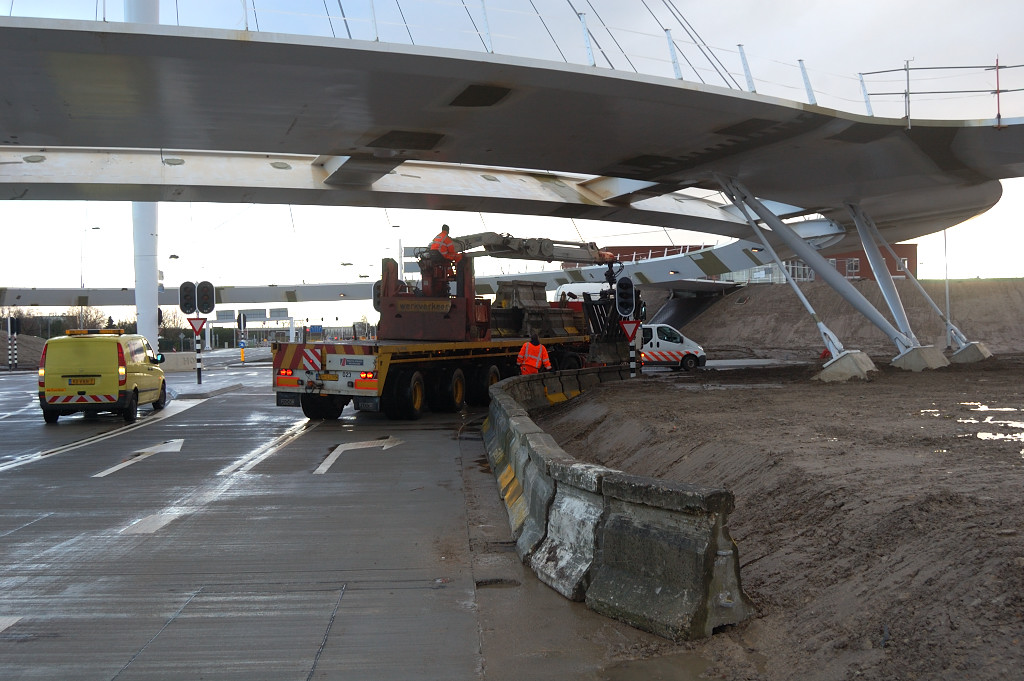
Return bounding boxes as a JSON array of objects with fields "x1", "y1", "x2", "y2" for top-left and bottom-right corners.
[
  {"x1": 123, "y1": 391, "x2": 138, "y2": 423},
  {"x1": 398, "y1": 371, "x2": 426, "y2": 420},
  {"x1": 682, "y1": 354, "x2": 698, "y2": 371},
  {"x1": 467, "y1": 364, "x2": 501, "y2": 406},
  {"x1": 43, "y1": 410, "x2": 59, "y2": 424},
  {"x1": 438, "y1": 368, "x2": 466, "y2": 412},
  {"x1": 321, "y1": 396, "x2": 350, "y2": 420},
  {"x1": 301, "y1": 393, "x2": 332, "y2": 419}
]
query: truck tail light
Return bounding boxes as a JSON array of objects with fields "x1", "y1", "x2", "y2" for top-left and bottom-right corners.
[
  {"x1": 359, "y1": 371, "x2": 376, "y2": 379},
  {"x1": 117, "y1": 344, "x2": 127, "y2": 386},
  {"x1": 277, "y1": 368, "x2": 294, "y2": 377}
]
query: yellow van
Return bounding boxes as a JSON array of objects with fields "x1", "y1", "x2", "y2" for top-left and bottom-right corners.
[{"x1": 38, "y1": 330, "x2": 166, "y2": 424}]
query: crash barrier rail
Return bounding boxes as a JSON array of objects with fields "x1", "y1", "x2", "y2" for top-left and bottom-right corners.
[{"x1": 482, "y1": 366, "x2": 753, "y2": 640}]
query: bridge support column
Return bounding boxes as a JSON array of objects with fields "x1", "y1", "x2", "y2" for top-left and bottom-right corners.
[
  {"x1": 132, "y1": 203, "x2": 160, "y2": 349},
  {"x1": 125, "y1": 0, "x2": 161, "y2": 349},
  {"x1": 719, "y1": 178, "x2": 946, "y2": 372},
  {"x1": 716, "y1": 176, "x2": 875, "y2": 381},
  {"x1": 851, "y1": 205, "x2": 990, "y2": 364}
]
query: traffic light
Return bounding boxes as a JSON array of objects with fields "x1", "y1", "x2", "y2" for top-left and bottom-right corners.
[
  {"x1": 236, "y1": 313, "x2": 247, "y2": 330},
  {"x1": 615, "y1": 276, "x2": 635, "y2": 318},
  {"x1": 197, "y1": 281, "x2": 215, "y2": 314},
  {"x1": 157, "y1": 308, "x2": 164, "y2": 326},
  {"x1": 179, "y1": 281, "x2": 197, "y2": 315}
]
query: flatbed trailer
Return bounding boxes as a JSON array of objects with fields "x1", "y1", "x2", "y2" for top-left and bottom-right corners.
[{"x1": 272, "y1": 334, "x2": 591, "y2": 420}]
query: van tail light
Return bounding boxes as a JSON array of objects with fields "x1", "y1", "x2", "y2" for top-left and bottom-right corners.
[
  {"x1": 117, "y1": 344, "x2": 127, "y2": 386},
  {"x1": 38, "y1": 345, "x2": 47, "y2": 389}
]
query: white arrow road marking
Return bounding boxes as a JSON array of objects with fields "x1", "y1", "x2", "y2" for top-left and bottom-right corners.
[
  {"x1": 0, "y1": 616, "x2": 21, "y2": 634},
  {"x1": 93, "y1": 439, "x2": 185, "y2": 478},
  {"x1": 314, "y1": 436, "x2": 403, "y2": 475}
]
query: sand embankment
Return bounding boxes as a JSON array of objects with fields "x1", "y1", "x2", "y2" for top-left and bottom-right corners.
[{"x1": 682, "y1": 278, "x2": 1024, "y2": 359}]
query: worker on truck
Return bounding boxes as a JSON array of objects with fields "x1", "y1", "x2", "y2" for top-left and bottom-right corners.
[
  {"x1": 517, "y1": 334, "x2": 552, "y2": 374},
  {"x1": 429, "y1": 224, "x2": 463, "y2": 263}
]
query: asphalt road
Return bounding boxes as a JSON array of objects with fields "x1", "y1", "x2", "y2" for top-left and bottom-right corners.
[{"x1": 0, "y1": 359, "x2": 666, "y2": 680}]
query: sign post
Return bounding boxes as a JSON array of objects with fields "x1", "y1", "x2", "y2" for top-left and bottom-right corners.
[
  {"x1": 620, "y1": 319, "x2": 642, "y2": 377},
  {"x1": 5, "y1": 317, "x2": 19, "y2": 371},
  {"x1": 187, "y1": 317, "x2": 207, "y2": 384}
]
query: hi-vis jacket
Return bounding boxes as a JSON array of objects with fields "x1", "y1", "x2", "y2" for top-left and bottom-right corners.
[
  {"x1": 517, "y1": 341, "x2": 551, "y2": 374},
  {"x1": 430, "y1": 232, "x2": 463, "y2": 262}
]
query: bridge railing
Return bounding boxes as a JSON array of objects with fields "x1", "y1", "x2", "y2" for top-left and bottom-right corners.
[{"x1": 4, "y1": 0, "x2": 1020, "y2": 121}]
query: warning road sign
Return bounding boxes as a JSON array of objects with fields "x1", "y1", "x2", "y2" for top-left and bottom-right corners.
[
  {"x1": 619, "y1": 320, "x2": 641, "y2": 342},
  {"x1": 187, "y1": 317, "x2": 207, "y2": 335}
]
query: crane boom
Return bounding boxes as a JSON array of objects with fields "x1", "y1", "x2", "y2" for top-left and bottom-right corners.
[{"x1": 449, "y1": 232, "x2": 615, "y2": 264}]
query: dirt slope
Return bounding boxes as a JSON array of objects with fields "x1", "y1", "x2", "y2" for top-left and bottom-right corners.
[
  {"x1": 682, "y1": 278, "x2": 1024, "y2": 359},
  {"x1": 534, "y1": 280, "x2": 1024, "y2": 680},
  {"x1": 536, "y1": 360, "x2": 1024, "y2": 680},
  {"x1": 0, "y1": 333, "x2": 45, "y2": 369}
]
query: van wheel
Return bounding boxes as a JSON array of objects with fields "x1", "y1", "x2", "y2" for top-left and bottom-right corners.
[
  {"x1": 153, "y1": 382, "x2": 167, "y2": 410},
  {"x1": 43, "y1": 410, "x2": 59, "y2": 424},
  {"x1": 123, "y1": 391, "x2": 138, "y2": 423},
  {"x1": 682, "y1": 355, "x2": 698, "y2": 371}
]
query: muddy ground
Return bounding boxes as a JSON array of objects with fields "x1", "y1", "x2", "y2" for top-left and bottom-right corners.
[{"x1": 535, "y1": 355, "x2": 1024, "y2": 680}]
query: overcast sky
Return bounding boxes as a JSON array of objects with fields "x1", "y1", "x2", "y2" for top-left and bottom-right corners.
[{"x1": 1, "y1": 0, "x2": 1022, "y2": 324}]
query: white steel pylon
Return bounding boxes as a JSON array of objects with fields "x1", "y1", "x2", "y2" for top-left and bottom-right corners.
[
  {"x1": 716, "y1": 175, "x2": 876, "y2": 381},
  {"x1": 848, "y1": 204, "x2": 991, "y2": 364},
  {"x1": 719, "y1": 177, "x2": 947, "y2": 373}
]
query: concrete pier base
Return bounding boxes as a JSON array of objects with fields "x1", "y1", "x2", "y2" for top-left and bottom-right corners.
[
  {"x1": 950, "y1": 341, "x2": 992, "y2": 364},
  {"x1": 813, "y1": 350, "x2": 877, "y2": 383},
  {"x1": 892, "y1": 345, "x2": 950, "y2": 371}
]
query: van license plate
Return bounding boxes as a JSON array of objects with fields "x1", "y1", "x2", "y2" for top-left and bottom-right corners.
[{"x1": 69, "y1": 378, "x2": 95, "y2": 385}]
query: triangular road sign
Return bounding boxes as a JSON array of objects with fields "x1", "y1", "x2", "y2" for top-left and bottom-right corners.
[
  {"x1": 187, "y1": 317, "x2": 207, "y2": 335},
  {"x1": 619, "y1": 320, "x2": 641, "y2": 342}
]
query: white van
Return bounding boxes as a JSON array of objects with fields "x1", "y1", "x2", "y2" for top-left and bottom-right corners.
[{"x1": 641, "y1": 323, "x2": 706, "y2": 371}]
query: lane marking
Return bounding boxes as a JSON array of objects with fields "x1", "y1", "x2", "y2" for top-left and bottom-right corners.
[
  {"x1": 0, "y1": 616, "x2": 21, "y2": 634},
  {"x1": 313, "y1": 436, "x2": 403, "y2": 475},
  {"x1": 92, "y1": 439, "x2": 185, "y2": 478},
  {"x1": 0, "y1": 512, "x2": 54, "y2": 538},
  {"x1": 0, "y1": 400, "x2": 202, "y2": 473},
  {"x1": 217, "y1": 418, "x2": 319, "y2": 476},
  {"x1": 120, "y1": 512, "x2": 182, "y2": 535}
]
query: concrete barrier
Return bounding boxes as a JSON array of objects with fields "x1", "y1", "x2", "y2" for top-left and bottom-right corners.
[
  {"x1": 160, "y1": 353, "x2": 196, "y2": 372},
  {"x1": 483, "y1": 366, "x2": 753, "y2": 641}
]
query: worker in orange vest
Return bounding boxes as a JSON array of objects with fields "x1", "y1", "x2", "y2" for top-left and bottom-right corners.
[
  {"x1": 517, "y1": 334, "x2": 552, "y2": 375},
  {"x1": 429, "y1": 224, "x2": 463, "y2": 263}
]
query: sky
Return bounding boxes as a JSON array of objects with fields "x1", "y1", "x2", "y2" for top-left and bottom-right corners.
[{"x1": 2, "y1": 0, "x2": 1022, "y2": 325}]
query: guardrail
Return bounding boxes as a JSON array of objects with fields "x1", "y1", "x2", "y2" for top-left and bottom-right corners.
[{"x1": 482, "y1": 366, "x2": 753, "y2": 640}]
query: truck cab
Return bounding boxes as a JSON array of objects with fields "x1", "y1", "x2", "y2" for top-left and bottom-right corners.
[{"x1": 641, "y1": 323, "x2": 706, "y2": 371}]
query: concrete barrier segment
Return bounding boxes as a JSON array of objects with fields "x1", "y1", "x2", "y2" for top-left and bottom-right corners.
[
  {"x1": 548, "y1": 460, "x2": 615, "y2": 493},
  {"x1": 483, "y1": 363, "x2": 753, "y2": 640},
  {"x1": 586, "y1": 497, "x2": 748, "y2": 641},
  {"x1": 706, "y1": 522, "x2": 755, "y2": 631},
  {"x1": 601, "y1": 472, "x2": 734, "y2": 517},
  {"x1": 530, "y1": 483, "x2": 606, "y2": 600}
]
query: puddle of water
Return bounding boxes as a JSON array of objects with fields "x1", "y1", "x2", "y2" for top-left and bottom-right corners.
[{"x1": 601, "y1": 652, "x2": 710, "y2": 681}]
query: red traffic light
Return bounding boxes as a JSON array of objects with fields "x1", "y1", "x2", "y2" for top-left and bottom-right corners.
[{"x1": 197, "y1": 281, "x2": 215, "y2": 314}]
